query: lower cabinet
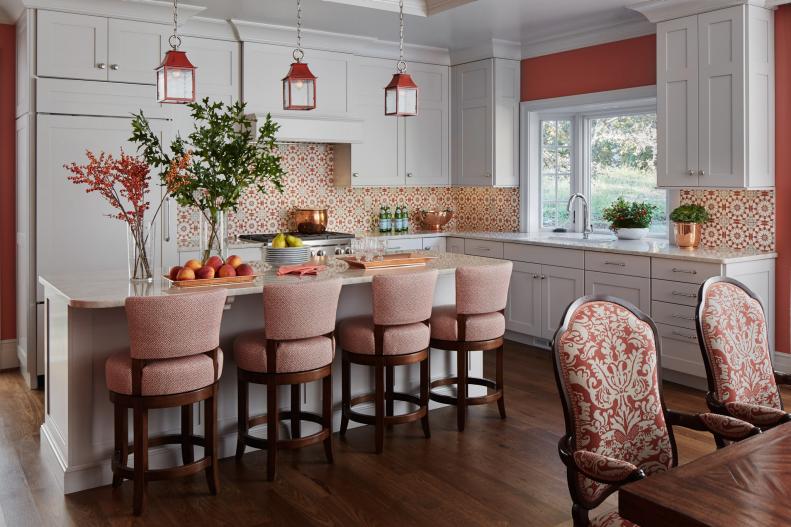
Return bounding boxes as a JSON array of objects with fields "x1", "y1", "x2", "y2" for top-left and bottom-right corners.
[
  {"x1": 585, "y1": 271, "x2": 651, "y2": 313},
  {"x1": 540, "y1": 266, "x2": 585, "y2": 340}
]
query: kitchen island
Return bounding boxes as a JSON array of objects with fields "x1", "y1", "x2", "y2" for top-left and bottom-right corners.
[{"x1": 38, "y1": 253, "x2": 500, "y2": 494}]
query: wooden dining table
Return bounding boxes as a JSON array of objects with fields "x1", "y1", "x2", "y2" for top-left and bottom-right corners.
[{"x1": 619, "y1": 422, "x2": 791, "y2": 527}]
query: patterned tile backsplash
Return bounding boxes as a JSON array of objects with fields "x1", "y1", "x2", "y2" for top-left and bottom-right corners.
[
  {"x1": 679, "y1": 189, "x2": 775, "y2": 251},
  {"x1": 177, "y1": 143, "x2": 520, "y2": 248}
]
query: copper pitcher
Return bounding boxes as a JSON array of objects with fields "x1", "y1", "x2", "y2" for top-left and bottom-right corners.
[
  {"x1": 674, "y1": 222, "x2": 701, "y2": 249},
  {"x1": 294, "y1": 208, "x2": 328, "y2": 234}
]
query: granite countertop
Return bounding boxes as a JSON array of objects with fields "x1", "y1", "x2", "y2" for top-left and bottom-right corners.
[{"x1": 39, "y1": 252, "x2": 501, "y2": 309}]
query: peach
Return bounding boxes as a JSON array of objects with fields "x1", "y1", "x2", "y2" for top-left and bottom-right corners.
[
  {"x1": 205, "y1": 255, "x2": 224, "y2": 271},
  {"x1": 217, "y1": 264, "x2": 236, "y2": 278},
  {"x1": 176, "y1": 267, "x2": 196, "y2": 281},
  {"x1": 235, "y1": 263, "x2": 254, "y2": 277},
  {"x1": 184, "y1": 259, "x2": 202, "y2": 271},
  {"x1": 195, "y1": 265, "x2": 215, "y2": 280},
  {"x1": 168, "y1": 266, "x2": 183, "y2": 281},
  {"x1": 226, "y1": 255, "x2": 243, "y2": 269}
]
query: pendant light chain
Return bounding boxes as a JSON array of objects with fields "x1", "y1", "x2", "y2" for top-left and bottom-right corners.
[
  {"x1": 294, "y1": 0, "x2": 305, "y2": 62},
  {"x1": 169, "y1": 0, "x2": 181, "y2": 50},
  {"x1": 397, "y1": 0, "x2": 406, "y2": 73}
]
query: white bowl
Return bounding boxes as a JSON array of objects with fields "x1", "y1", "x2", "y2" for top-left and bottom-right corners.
[{"x1": 614, "y1": 228, "x2": 649, "y2": 240}]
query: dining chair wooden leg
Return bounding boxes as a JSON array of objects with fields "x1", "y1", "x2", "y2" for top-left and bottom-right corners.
[
  {"x1": 181, "y1": 403, "x2": 194, "y2": 464},
  {"x1": 132, "y1": 404, "x2": 148, "y2": 516},
  {"x1": 112, "y1": 403, "x2": 127, "y2": 488},
  {"x1": 267, "y1": 381, "x2": 279, "y2": 481},
  {"x1": 420, "y1": 353, "x2": 431, "y2": 439},
  {"x1": 322, "y1": 374, "x2": 334, "y2": 463},
  {"x1": 236, "y1": 375, "x2": 248, "y2": 459},
  {"x1": 457, "y1": 350, "x2": 468, "y2": 432},
  {"x1": 205, "y1": 391, "x2": 220, "y2": 495},
  {"x1": 375, "y1": 363, "x2": 385, "y2": 454},
  {"x1": 496, "y1": 345, "x2": 506, "y2": 419},
  {"x1": 291, "y1": 384, "x2": 301, "y2": 439},
  {"x1": 385, "y1": 365, "x2": 395, "y2": 418},
  {"x1": 340, "y1": 353, "x2": 350, "y2": 437}
]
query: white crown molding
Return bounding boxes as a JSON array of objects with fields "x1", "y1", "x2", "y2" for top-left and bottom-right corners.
[
  {"x1": 630, "y1": 0, "x2": 778, "y2": 23},
  {"x1": 232, "y1": 19, "x2": 451, "y2": 65},
  {"x1": 450, "y1": 38, "x2": 521, "y2": 65},
  {"x1": 22, "y1": 0, "x2": 205, "y2": 24},
  {"x1": 318, "y1": 0, "x2": 475, "y2": 16},
  {"x1": 180, "y1": 16, "x2": 238, "y2": 41},
  {"x1": 426, "y1": 0, "x2": 477, "y2": 15}
]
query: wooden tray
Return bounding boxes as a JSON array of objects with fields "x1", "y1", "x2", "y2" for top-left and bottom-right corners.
[
  {"x1": 162, "y1": 274, "x2": 259, "y2": 288},
  {"x1": 339, "y1": 253, "x2": 437, "y2": 269}
]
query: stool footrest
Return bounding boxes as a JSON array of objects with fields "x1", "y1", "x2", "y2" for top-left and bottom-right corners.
[
  {"x1": 241, "y1": 411, "x2": 330, "y2": 451},
  {"x1": 429, "y1": 376, "x2": 502, "y2": 407},
  {"x1": 346, "y1": 391, "x2": 427, "y2": 426}
]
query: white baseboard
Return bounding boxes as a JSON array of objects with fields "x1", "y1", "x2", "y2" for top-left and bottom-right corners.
[
  {"x1": 774, "y1": 351, "x2": 791, "y2": 373},
  {"x1": 0, "y1": 339, "x2": 19, "y2": 370}
]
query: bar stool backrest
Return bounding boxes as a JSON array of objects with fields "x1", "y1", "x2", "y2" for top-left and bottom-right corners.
[
  {"x1": 455, "y1": 262, "x2": 513, "y2": 315},
  {"x1": 264, "y1": 278, "x2": 343, "y2": 341},
  {"x1": 372, "y1": 270, "x2": 438, "y2": 326}
]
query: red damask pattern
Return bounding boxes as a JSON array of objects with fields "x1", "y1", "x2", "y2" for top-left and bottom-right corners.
[
  {"x1": 557, "y1": 301, "x2": 673, "y2": 506},
  {"x1": 697, "y1": 412, "x2": 759, "y2": 440},
  {"x1": 572, "y1": 450, "x2": 639, "y2": 483},
  {"x1": 724, "y1": 401, "x2": 787, "y2": 427},
  {"x1": 591, "y1": 511, "x2": 638, "y2": 527},
  {"x1": 700, "y1": 282, "x2": 781, "y2": 410}
]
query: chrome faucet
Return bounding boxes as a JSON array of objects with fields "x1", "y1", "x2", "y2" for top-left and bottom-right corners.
[{"x1": 566, "y1": 193, "x2": 593, "y2": 240}]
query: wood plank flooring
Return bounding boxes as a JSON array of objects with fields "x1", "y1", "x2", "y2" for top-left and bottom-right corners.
[{"x1": 0, "y1": 342, "x2": 756, "y2": 526}]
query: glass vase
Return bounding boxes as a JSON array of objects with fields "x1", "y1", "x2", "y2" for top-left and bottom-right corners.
[
  {"x1": 199, "y1": 209, "x2": 227, "y2": 263},
  {"x1": 127, "y1": 221, "x2": 156, "y2": 282}
]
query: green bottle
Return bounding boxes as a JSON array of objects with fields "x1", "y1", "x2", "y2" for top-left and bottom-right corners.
[
  {"x1": 402, "y1": 206, "x2": 409, "y2": 232},
  {"x1": 379, "y1": 206, "x2": 389, "y2": 233}
]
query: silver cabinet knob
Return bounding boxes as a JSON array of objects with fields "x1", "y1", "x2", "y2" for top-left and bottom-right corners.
[
  {"x1": 699, "y1": 169, "x2": 705, "y2": 176},
  {"x1": 407, "y1": 172, "x2": 413, "y2": 178},
  {"x1": 482, "y1": 172, "x2": 491, "y2": 178},
  {"x1": 352, "y1": 172, "x2": 359, "y2": 178},
  {"x1": 110, "y1": 64, "x2": 119, "y2": 70},
  {"x1": 688, "y1": 169, "x2": 695, "y2": 176},
  {"x1": 97, "y1": 63, "x2": 107, "y2": 69}
]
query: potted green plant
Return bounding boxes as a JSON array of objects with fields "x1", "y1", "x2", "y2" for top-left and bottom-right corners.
[
  {"x1": 669, "y1": 204, "x2": 709, "y2": 248},
  {"x1": 601, "y1": 197, "x2": 657, "y2": 240},
  {"x1": 130, "y1": 98, "x2": 285, "y2": 262}
]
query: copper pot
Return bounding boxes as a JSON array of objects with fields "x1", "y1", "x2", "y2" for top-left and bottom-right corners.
[
  {"x1": 420, "y1": 210, "x2": 454, "y2": 231},
  {"x1": 294, "y1": 208, "x2": 328, "y2": 234},
  {"x1": 674, "y1": 222, "x2": 702, "y2": 249}
]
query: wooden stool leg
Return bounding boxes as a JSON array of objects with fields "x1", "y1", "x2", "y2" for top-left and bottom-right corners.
[
  {"x1": 291, "y1": 384, "x2": 301, "y2": 439},
  {"x1": 267, "y1": 381, "x2": 279, "y2": 481},
  {"x1": 322, "y1": 374, "x2": 334, "y2": 464},
  {"x1": 236, "y1": 375, "x2": 248, "y2": 459},
  {"x1": 112, "y1": 403, "x2": 128, "y2": 488},
  {"x1": 385, "y1": 365, "x2": 395, "y2": 418},
  {"x1": 496, "y1": 345, "x2": 506, "y2": 419},
  {"x1": 181, "y1": 403, "x2": 194, "y2": 464},
  {"x1": 375, "y1": 363, "x2": 385, "y2": 454},
  {"x1": 205, "y1": 390, "x2": 220, "y2": 495},
  {"x1": 340, "y1": 353, "x2": 350, "y2": 437},
  {"x1": 420, "y1": 353, "x2": 431, "y2": 439},
  {"x1": 457, "y1": 350, "x2": 468, "y2": 432},
  {"x1": 132, "y1": 404, "x2": 148, "y2": 516}
]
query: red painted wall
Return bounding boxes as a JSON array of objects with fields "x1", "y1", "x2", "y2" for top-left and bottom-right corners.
[
  {"x1": 521, "y1": 35, "x2": 657, "y2": 102},
  {"x1": 775, "y1": 6, "x2": 791, "y2": 354},
  {"x1": 0, "y1": 25, "x2": 15, "y2": 341}
]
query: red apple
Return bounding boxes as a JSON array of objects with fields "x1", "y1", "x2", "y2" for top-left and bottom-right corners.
[
  {"x1": 176, "y1": 267, "x2": 196, "y2": 281},
  {"x1": 168, "y1": 266, "x2": 183, "y2": 281},
  {"x1": 184, "y1": 259, "x2": 202, "y2": 271},
  {"x1": 205, "y1": 255, "x2": 224, "y2": 271},
  {"x1": 217, "y1": 264, "x2": 236, "y2": 278},
  {"x1": 195, "y1": 265, "x2": 215, "y2": 280},
  {"x1": 226, "y1": 255, "x2": 243, "y2": 269},
  {"x1": 235, "y1": 263, "x2": 254, "y2": 277}
]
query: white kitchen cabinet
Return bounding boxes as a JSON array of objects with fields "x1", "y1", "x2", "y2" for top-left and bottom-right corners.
[
  {"x1": 16, "y1": 9, "x2": 34, "y2": 117},
  {"x1": 506, "y1": 261, "x2": 542, "y2": 336},
  {"x1": 452, "y1": 58, "x2": 519, "y2": 187},
  {"x1": 585, "y1": 271, "x2": 651, "y2": 314},
  {"x1": 386, "y1": 237, "x2": 423, "y2": 252},
  {"x1": 107, "y1": 19, "x2": 169, "y2": 84},
  {"x1": 16, "y1": 114, "x2": 37, "y2": 388},
  {"x1": 38, "y1": 11, "x2": 108, "y2": 81},
  {"x1": 656, "y1": 4, "x2": 774, "y2": 188},
  {"x1": 422, "y1": 237, "x2": 446, "y2": 252},
  {"x1": 540, "y1": 265, "x2": 585, "y2": 340},
  {"x1": 446, "y1": 237, "x2": 465, "y2": 254},
  {"x1": 405, "y1": 63, "x2": 450, "y2": 186}
]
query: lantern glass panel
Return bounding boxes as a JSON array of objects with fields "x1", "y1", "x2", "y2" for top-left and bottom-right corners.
[
  {"x1": 399, "y1": 87, "x2": 417, "y2": 115},
  {"x1": 168, "y1": 67, "x2": 194, "y2": 100},
  {"x1": 157, "y1": 68, "x2": 166, "y2": 101},
  {"x1": 385, "y1": 88, "x2": 397, "y2": 114}
]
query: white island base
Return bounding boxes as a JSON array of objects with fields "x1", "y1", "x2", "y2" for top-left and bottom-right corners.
[{"x1": 39, "y1": 254, "x2": 498, "y2": 494}]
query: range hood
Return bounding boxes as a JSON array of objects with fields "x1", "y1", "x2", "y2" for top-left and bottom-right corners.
[{"x1": 248, "y1": 112, "x2": 364, "y2": 144}]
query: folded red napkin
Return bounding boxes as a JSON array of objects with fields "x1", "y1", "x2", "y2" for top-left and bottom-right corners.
[{"x1": 277, "y1": 263, "x2": 327, "y2": 276}]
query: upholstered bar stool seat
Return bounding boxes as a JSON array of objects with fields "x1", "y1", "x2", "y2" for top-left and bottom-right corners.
[
  {"x1": 338, "y1": 316, "x2": 430, "y2": 355},
  {"x1": 106, "y1": 351, "x2": 224, "y2": 396},
  {"x1": 234, "y1": 330, "x2": 333, "y2": 373},
  {"x1": 429, "y1": 306, "x2": 505, "y2": 342}
]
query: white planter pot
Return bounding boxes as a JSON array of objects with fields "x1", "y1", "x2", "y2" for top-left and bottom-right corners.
[{"x1": 614, "y1": 228, "x2": 649, "y2": 240}]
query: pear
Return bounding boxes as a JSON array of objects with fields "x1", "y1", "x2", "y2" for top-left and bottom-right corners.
[
  {"x1": 286, "y1": 235, "x2": 304, "y2": 247},
  {"x1": 271, "y1": 233, "x2": 287, "y2": 249}
]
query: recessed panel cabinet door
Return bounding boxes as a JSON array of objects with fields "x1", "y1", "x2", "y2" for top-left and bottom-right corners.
[
  {"x1": 506, "y1": 261, "x2": 542, "y2": 336},
  {"x1": 37, "y1": 11, "x2": 108, "y2": 81},
  {"x1": 405, "y1": 63, "x2": 449, "y2": 186},
  {"x1": 540, "y1": 265, "x2": 584, "y2": 340},
  {"x1": 584, "y1": 271, "x2": 651, "y2": 314},
  {"x1": 454, "y1": 60, "x2": 493, "y2": 186},
  {"x1": 107, "y1": 19, "x2": 168, "y2": 84}
]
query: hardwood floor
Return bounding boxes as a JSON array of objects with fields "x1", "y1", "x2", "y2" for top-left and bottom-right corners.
[{"x1": 0, "y1": 342, "x2": 746, "y2": 526}]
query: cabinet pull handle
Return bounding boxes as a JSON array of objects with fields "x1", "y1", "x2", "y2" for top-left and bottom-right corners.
[
  {"x1": 532, "y1": 274, "x2": 539, "y2": 279},
  {"x1": 672, "y1": 268, "x2": 697, "y2": 275},
  {"x1": 671, "y1": 331, "x2": 697, "y2": 341},
  {"x1": 604, "y1": 261, "x2": 626, "y2": 267},
  {"x1": 110, "y1": 64, "x2": 120, "y2": 70},
  {"x1": 671, "y1": 314, "x2": 695, "y2": 321},
  {"x1": 96, "y1": 62, "x2": 107, "y2": 69},
  {"x1": 482, "y1": 173, "x2": 491, "y2": 178},
  {"x1": 163, "y1": 197, "x2": 171, "y2": 242},
  {"x1": 671, "y1": 291, "x2": 697, "y2": 298},
  {"x1": 476, "y1": 247, "x2": 491, "y2": 251},
  {"x1": 540, "y1": 275, "x2": 546, "y2": 280}
]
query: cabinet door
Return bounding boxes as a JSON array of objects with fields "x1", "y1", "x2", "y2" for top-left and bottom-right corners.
[
  {"x1": 107, "y1": 19, "x2": 168, "y2": 84},
  {"x1": 493, "y1": 59, "x2": 520, "y2": 187},
  {"x1": 657, "y1": 15, "x2": 699, "y2": 187},
  {"x1": 405, "y1": 63, "x2": 449, "y2": 186},
  {"x1": 446, "y1": 237, "x2": 465, "y2": 254},
  {"x1": 350, "y1": 57, "x2": 402, "y2": 186},
  {"x1": 16, "y1": 114, "x2": 37, "y2": 386},
  {"x1": 453, "y1": 60, "x2": 493, "y2": 186},
  {"x1": 541, "y1": 265, "x2": 584, "y2": 340},
  {"x1": 698, "y1": 6, "x2": 745, "y2": 187},
  {"x1": 585, "y1": 271, "x2": 651, "y2": 314},
  {"x1": 506, "y1": 261, "x2": 542, "y2": 336},
  {"x1": 37, "y1": 11, "x2": 108, "y2": 81}
]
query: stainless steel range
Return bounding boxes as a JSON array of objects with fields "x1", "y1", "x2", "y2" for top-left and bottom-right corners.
[{"x1": 238, "y1": 231, "x2": 355, "y2": 257}]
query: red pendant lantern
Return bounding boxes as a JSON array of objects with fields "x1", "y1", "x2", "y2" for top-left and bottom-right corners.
[
  {"x1": 156, "y1": 46, "x2": 196, "y2": 104},
  {"x1": 283, "y1": 50, "x2": 317, "y2": 111},
  {"x1": 385, "y1": 1, "x2": 418, "y2": 116}
]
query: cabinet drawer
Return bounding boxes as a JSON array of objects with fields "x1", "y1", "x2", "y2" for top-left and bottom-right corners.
[
  {"x1": 386, "y1": 238, "x2": 423, "y2": 252},
  {"x1": 503, "y1": 243, "x2": 584, "y2": 268},
  {"x1": 422, "y1": 237, "x2": 446, "y2": 252},
  {"x1": 585, "y1": 272, "x2": 651, "y2": 313},
  {"x1": 585, "y1": 252, "x2": 650, "y2": 277},
  {"x1": 652, "y1": 279, "x2": 700, "y2": 306},
  {"x1": 464, "y1": 239, "x2": 504, "y2": 258},
  {"x1": 447, "y1": 237, "x2": 465, "y2": 254},
  {"x1": 652, "y1": 258, "x2": 721, "y2": 283},
  {"x1": 652, "y1": 301, "x2": 697, "y2": 329},
  {"x1": 656, "y1": 323, "x2": 706, "y2": 377}
]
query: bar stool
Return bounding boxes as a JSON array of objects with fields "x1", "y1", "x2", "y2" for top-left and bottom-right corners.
[
  {"x1": 106, "y1": 288, "x2": 227, "y2": 516},
  {"x1": 429, "y1": 262, "x2": 513, "y2": 431},
  {"x1": 338, "y1": 270, "x2": 438, "y2": 453},
  {"x1": 234, "y1": 278, "x2": 342, "y2": 481}
]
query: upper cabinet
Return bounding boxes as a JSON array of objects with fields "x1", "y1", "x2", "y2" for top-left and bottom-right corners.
[
  {"x1": 405, "y1": 62, "x2": 450, "y2": 187},
  {"x1": 657, "y1": 5, "x2": 774, "y2": 188},
  {"x1": 37, "y1": 10, "x2": 169, "y2": 84},
  {"x1": 451, "y1": 58, "x2": 519, "y2": 187}
]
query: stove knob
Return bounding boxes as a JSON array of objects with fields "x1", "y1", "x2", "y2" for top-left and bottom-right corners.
[
  {"x1": 344, "y1": 247, "x2": 354, "y2": 255},
  {"x1": 334, "y1": 247, "x2": 344, "y2": 255},
  {"x1": 315, "y1": 249, "x2": 326, "y2": 257}
]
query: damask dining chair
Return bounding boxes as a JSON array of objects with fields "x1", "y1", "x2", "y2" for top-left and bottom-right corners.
[
  {"x1": 696, "y1": 277, "x2": 791, "y2": 435},
  {"x1": 552, "y1": 295, "x2": 760, "y2": 527}
]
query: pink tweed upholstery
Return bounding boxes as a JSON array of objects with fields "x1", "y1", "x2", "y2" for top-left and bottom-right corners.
[
  {"x1": 125, "y1": 289, "x2": 227, "y2": 360},
  {"x1": 699, "y1": 281, "x2": 781, "y2": 412},
  {"x1": 430, "y1": 305, "x2": 505, "y2": 342},
  {"x1": 338, "y1": 315, "x2": 430, "y2": 356},
  {"x1": 455, "y1": 262, "x2": 512, "y2": 315},
  {"x1": 372, "y1": 271, "x2": 438, "y2": 326},
  {"x1": 234, "y1": 330, "x2": 334, "y2": 373},
  {"x1": 556, "y1": 301, "x2": 673, "y2": 508},
  {"x1": 263, "y1": 278, "x2": 342, "y2": 341},
  {"x1": 105, "y1": 349, "x2": 224, "y2": 396},
  {"x1": 590, "y1": 511, "x2": 637, "y2": 527}
]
